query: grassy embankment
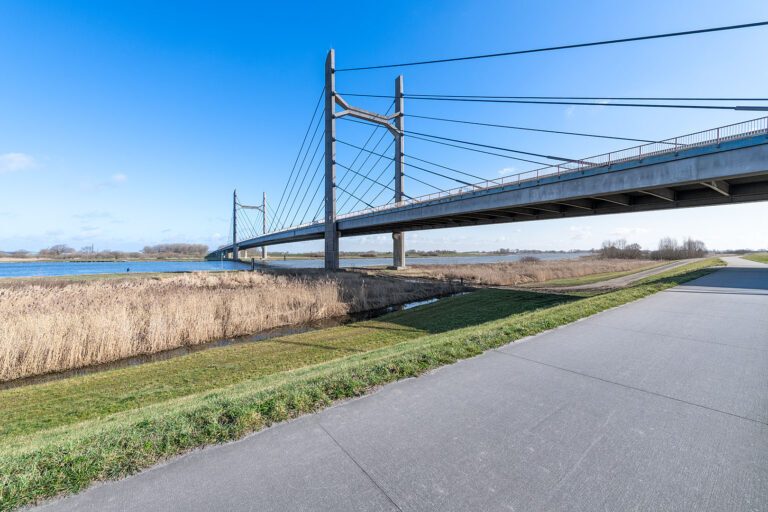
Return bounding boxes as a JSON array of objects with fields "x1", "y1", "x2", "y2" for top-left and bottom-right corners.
[
  {"x1": 0, "y1": 259, "x2": 721, "y2": 510},
  {"x1": 536, "y1": 262, "x2": 667, "y2": 287},
  {"x1": 742, "y1": 253, "x2": 768, "y2": 264},
  {"x1": 384, "y1": 258, "x2": 657, "y2": 286}
]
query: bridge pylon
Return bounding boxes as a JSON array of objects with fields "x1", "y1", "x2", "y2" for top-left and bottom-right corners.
[
  {"x1": 324, "y1": 49, "x2": 407, "y2": 270},
  {"x1": 232, "y1": 189, "x2": 238, "y2": 260}
]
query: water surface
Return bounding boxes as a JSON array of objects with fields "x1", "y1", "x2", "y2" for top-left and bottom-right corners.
[{"x1": 0, "y1": 252, "x2": 591, "y2": 278}]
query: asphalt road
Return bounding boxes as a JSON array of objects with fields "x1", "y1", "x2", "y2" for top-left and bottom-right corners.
[{"x1": 34, "y1": 257, "x2": 768, "y2": 512}]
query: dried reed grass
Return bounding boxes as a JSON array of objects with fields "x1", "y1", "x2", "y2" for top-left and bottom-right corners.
[
  {"x1": 0, "y1": 271, "x2": 453, "y2": 382},
  {"x1": 407, "y1": 258, "x2": 654, "y2": 286}
]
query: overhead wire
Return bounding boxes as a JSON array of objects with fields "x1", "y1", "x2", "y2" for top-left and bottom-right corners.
[
  {"x1": 336, "y1": 21, "x2": 768, "y2": 71},
  {"x1": 404, "y1": 113, "x2": 678, "y2": 144},
  {"x1": 278, "y1": 116, "x2": 324, "y2": 230},
  {"x1": 268, "y1": 86, "x2": 324, "y2": 232}
]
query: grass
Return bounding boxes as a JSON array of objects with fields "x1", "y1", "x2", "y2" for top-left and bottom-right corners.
[
  {"x1": 742, "y1": 253, "x2": 768, "y2": 264},
  {"x1": 0, "y1": 259, "x2": 721, "y2": 511},
  {"x1": 0, "y1": 271, "x2": 455, "y2": 382},
  {"x1": 389, "y1": 258, "x2": 655, "y2": 286},
  {"x1": 536, "y1": 262, "x2": 665, "y2": 287},
  {"x1": 0, "y1": 289, "x2": 557, "y2": 439}
]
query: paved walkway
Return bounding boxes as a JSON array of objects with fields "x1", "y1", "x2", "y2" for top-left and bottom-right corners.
[{"x1": 35, "y1": 259, "x2": 768, "y2": 511}]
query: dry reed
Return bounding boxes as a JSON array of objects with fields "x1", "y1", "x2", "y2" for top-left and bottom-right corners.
[
  {"x1": 0, "y1": 271, "x2": 454, "y2": 382},
  {"x1": 404, "y1": 258, "x2": 654, "y2": 286}
]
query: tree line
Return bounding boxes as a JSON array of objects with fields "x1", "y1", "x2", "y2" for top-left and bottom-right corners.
[
  {"x1": 598, "y1": 237, "x2": 708, "y2": 260},
  {"x1": 2, "y1": 243, "x2": 209, "y2": 260}
]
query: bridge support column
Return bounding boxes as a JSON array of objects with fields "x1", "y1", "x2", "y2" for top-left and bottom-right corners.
[
  {"x1": 232, "y1": 189, "x2": 239, "y2": 261},
  {"x1": 324, "y1": 49, "x2": 339, "y2": 270},
  {"x1": 392, "y1": 75, "x2": 406, "y2": 269},
  {"x1": 261, "y1": 191, "x2": 268, "y2": 260}
]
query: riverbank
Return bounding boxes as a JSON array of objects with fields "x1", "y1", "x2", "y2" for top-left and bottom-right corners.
[
  {"x1": 0, "y1": 259, "x2": 721, "y2": 510},
  {"x1": 0, "y1": 271, "x2": 458, "y2": 382},
  {"x1": 377, "y1": 258, "x2": 657, "y2": 286}
]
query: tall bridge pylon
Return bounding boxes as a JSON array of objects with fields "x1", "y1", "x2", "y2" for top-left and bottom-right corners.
[
  {"x1": 231, "y1": 190, "x2": 268, "y2": 261},
  {"x1": 324, "y1": 49, "x2": 406, "y2": 270}
]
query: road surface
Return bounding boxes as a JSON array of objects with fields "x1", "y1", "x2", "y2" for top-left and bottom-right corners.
[{"x1": 34, "y1": 258, "x2": 768, "y2": 511}]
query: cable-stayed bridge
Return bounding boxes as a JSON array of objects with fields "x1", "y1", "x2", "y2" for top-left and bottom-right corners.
[{"x1": 207, "y1": 23, "x2": 768, "y2": 269}]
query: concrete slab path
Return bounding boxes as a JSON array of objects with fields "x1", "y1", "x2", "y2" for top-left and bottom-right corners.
[{"x1": 33, "y1": 259, "x2": 768, "y2": 512}]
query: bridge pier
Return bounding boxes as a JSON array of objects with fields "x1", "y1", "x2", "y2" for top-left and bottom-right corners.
[
  {"x1": 392, "y1": 75, "x2": 406, "y2": 269},
  {"x1": 324, "y1": 49, "x2": 340, "y2": 270},
  {"x1": 261, "y1": 191, "x2": 268, "y2": 260}
]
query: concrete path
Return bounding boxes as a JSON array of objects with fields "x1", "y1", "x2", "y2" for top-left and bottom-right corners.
[{"x1": 34, "y1": 261, "x2": 768, "y2": 512}]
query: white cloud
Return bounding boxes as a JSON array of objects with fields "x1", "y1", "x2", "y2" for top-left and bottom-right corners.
[
  {"x1": 0, "y1": 153, "x2": 36, "y2": 174},
  {"x1": 497, "y1": 167, "x2": 517, "y2": 176},
  {"x1": 111, "y1": 173, "x2": 127, "y2": 183}
]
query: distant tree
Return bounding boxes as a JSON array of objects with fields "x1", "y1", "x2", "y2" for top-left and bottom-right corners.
[
  {"x1": 650, "y1": 237, "x2": 707, "y2": 260},
  {"x1": 598, "y1": 239, "x2": 645, "y2": 259},
  {"x1": 142, "y1": 244, "x2": 208, "y2": 257},
  {"x1": 39, "y1": 244, "x2": 75, "y2": 257}
]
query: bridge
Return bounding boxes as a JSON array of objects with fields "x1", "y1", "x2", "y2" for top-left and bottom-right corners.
[{"x1": 208, "y1": 35, "x2": 768, "y2": 269}]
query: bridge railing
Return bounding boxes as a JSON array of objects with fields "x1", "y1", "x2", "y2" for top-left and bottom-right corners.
[{"x1": 337, "y1": 116, "x2": 768, "y2": 221}]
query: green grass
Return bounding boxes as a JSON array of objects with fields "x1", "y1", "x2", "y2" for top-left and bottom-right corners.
[
  {"x1": 0, "y1": 259, "x2": 722, "y2": 511},
  {"x1": 0, "y1": 289, "x2": 567, "y2": 439},
  {"x1": 742, "y1": 253, "x2": 768, "y2": 264},
  {"x1": 536, "y1": 262, "x2": 665, "y2": 287}
]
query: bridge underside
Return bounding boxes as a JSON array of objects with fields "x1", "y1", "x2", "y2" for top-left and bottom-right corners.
[
  {"x1": 209, "y1": 135, "x2": 768, "y2": 260},
  {"x1": 341, "y1": 174, "x2": 768, "y2": 235}
]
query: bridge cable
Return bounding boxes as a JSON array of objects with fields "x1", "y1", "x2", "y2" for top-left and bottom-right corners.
[
  {"x1": 338, "y1": 138, "x2": 494, "y2": 183},
  {"x1": 336, "y1": 21, "x2": 768, "y2": 71},
  {"x1": 405, "y1": 129, "x2": 585, "y2": 163},
  {"x1": 336, "y1": 161, "x2": 411, "y2": 198},
  {"x1": 336, "y1": 183, "x2": 375, "y2": 209},
  {"x1": 334, "y1": 102, "x2": 395, "y2": 210},
  {"x1": 340, "y1": 116, "x2": 551, "y2": 166},
  {"x1": 336, "y1": 102, "x2": 395, "y2": 192},
  {"x1": 339, "y1": 145, "x2": 396, "y2": 214},
  {"x1": 303, "y1": 105, "x2": 393, "y2": 222},
  {"x1": 281, "y1": 129, "x2": 325, "y2": 230},
  {"x1": 277, "y1": 116, "x2": 324, "y2": 230},
  {"x1": 398, "y1": 96, "x2": 768, "y2": 111},
  {"x1": 336, "y1": 135, "x2": 393, "y2": 213},
  {"x1": 404, "y1": 172, "x2": 444, "y2": 192},
  {"x1": 337, "y1": 139, "x2": 395, "y2": 214},
  {"x1": 342, "y1": 93, "x2": 768, "y2": 102},
  {"x1": 404, "y1": 113, "x2": 679, "y2": 144},
  {"x1": 268, "y1": 86, "x2": 324, "y2": 232},
  {"x1": 289, "y1": 152, "x2": 326, "y2": 227}
]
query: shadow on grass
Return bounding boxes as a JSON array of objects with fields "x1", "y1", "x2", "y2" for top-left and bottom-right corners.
[{"x1": 383, "y1": 288, "x2": 581, "y2": 335}]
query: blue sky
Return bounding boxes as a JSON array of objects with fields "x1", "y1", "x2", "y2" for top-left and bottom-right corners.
[{"x1": 1, "y1": 0, "x2": 767, "y2": 253}]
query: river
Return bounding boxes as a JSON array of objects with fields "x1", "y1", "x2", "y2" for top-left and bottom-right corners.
[{"x1": 0, "y1": 252, "x2": 591, "y2": 278}]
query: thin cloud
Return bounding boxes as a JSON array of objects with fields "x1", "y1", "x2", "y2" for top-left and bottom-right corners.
[
  {"x1": 0, "y1": 153, "x2": 36, "y2": 174},
  {"x1": 82, "y1": 173, "x2": 129, "y2": 192}
]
